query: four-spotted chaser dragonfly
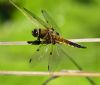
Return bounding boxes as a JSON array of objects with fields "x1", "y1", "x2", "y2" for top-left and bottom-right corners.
[{"x1": 10, "y1": 0, "x2": 86, "y2": 71}]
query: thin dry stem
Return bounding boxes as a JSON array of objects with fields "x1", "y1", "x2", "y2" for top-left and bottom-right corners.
[
  {"x1": 69, "y1": 38, "x2": 100, "y2": 42},
  {"x1": 0, "y1": 38, "x2": 100, "y2": 45},
  {"x1": 0, "y1": 41, "x2": 28, "y2": 45},
  {"x1": 0, "y1": 70, "x2": 100, "y2": 77}
]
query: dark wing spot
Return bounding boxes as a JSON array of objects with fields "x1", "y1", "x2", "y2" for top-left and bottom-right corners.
[
  {"x1": 48, "y1": 65, "x2": 50, "y2": 71},
  {"x1": 46, "y1": 20, "x2": 49, "y2": 23},
  {"x1": 51, "y1": 28, "x2": 54, "y2": 31},
  {"x1": 41, "y1": 10, "x2": 43, "y2": 13},
  {"x1": 50, "y1": 52, "x2": 52, "y2": 55},
  {"x1": 37, "y1": 49, "x2": 39, "y2": 51},
  {"x1": 29, "y1": 58, "x2": 32, "y2": 63}
]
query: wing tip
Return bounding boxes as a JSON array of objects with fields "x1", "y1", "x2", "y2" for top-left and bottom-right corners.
[{"x1": 29, "y1": 58, "x2": 32, "y2": 63}]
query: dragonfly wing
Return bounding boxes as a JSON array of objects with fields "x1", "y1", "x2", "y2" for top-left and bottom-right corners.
[
  {"x1": 56, "y1": 45, "x2": 95, "y2": 85},
  {"x1": 23, "y1": 8, "x2": 50, "y2": 28},
  {"x1": 48, "y1": 44, "x2": 75, "y2": 71},
  {"x1": 10, "y1": 0, "x2": 50, "y2": 28},
  {"x1": 41, "y1": 10, "x2": 61, "y2": 33},
  {"x1": 29, "y1": 44, "x2": 49, "y2": 70}
]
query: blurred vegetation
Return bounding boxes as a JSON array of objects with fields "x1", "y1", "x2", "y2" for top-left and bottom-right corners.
[{"x1": 0, "y1": 0, "x2": 100, "y2": 85}]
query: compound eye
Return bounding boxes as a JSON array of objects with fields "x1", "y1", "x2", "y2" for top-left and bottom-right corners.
[{"x1": 32, "y1": 29, "x2": 38, "y2": 37}]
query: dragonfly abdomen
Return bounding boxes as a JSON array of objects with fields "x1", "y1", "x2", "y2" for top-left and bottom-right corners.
[
  {"x1": 57, "y1": 37, "x2": 86, "y2": 48},
  {"x1": 64, "y1": 39, "x2": 86, "y2": 48}
]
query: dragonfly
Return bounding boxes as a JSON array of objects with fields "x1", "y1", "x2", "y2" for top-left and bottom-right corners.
[
  {"x1": 10, "y1": 0, "x2": 86, "y2": 71},
  {"x1": 10, "y1": 1, "x2": 96, "y2": 85}
]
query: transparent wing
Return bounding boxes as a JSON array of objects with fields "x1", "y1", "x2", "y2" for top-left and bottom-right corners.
[
  {"x1": 48, "y1": 44, "x2": 75, "y2": 71},
  {"x1": 9, "y1": 0, "x2": 50, "y2": 28},
  {"x1": 29, "y1": 44, "x2": 50, "y2": 71},
  {"x1": 23, "y1": 8, "x2": 50, "y2": 28},
  {"x1": 51, "y1": 45, "x2": 95, "y2": 85},
  {"x1": 29, "y1": 43, "x2": 76, "y2": 71},
  {"x1": 41, "y1": 10, "x2": 60, "y2": 33}
]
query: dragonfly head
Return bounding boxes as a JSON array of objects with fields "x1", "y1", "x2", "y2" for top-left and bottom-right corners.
[{"x1": 32, "y1": 29, "x2": 39, "y2": 37}]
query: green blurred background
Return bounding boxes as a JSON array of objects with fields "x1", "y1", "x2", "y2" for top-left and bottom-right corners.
[{"x1": 0, "y1": 0, "x2": 100, "y2": 85}]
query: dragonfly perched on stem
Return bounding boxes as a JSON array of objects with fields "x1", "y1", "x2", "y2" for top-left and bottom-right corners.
[
  {"x1": 9, "y1": 0, "x2": 87, "y2": 71},
  {"x1": 9, "y1": 0, "x2": 95, "y2": 85}
]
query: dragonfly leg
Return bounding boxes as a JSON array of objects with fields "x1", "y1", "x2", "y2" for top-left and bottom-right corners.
[
  {"x1": 27, "y1": 41, "x2": 33, "y2": 44},
  {"x1": 27, "y1": 40, "x2": 41, "y2": 45},
  {"x1": 37, "y1": 29, "x2": 41, "y2": 41},
  {"x1": 37, "y1": 37, "x2": 40, "y2": 41}
]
